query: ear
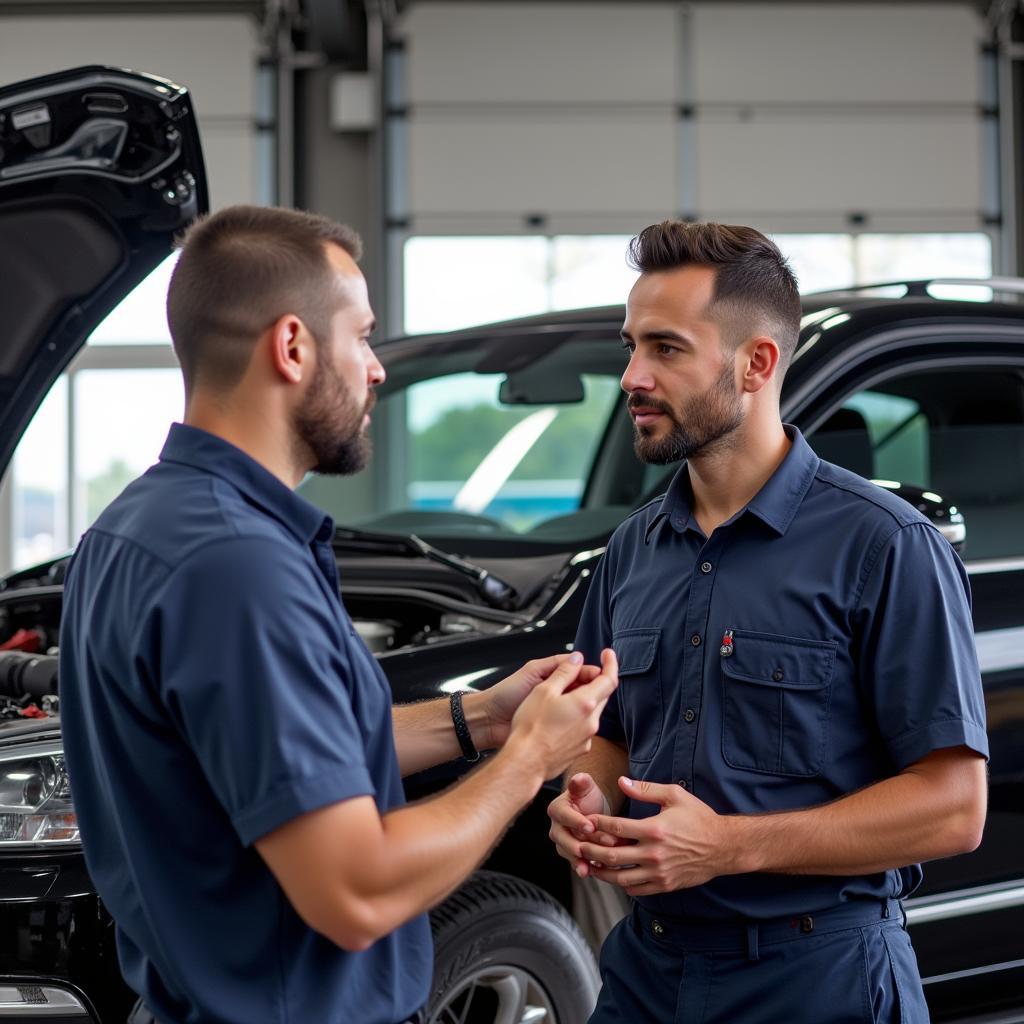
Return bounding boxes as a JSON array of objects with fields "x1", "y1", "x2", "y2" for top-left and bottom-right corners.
[
  {"x1": 737, "y1": 335, "x2": 780, "y2": 394},
  {"x1": 267, "y1": 314, "x2": 313, "y2": 384}
]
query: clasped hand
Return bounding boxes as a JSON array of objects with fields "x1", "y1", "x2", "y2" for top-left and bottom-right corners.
[{"x1": 551, "y1": 775, "x2": 732, "y2": 897}]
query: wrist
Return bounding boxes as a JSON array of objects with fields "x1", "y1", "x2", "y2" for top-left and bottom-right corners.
[
  {"x1": 720, "y1": 814, "x2": 763, "y2": 875},
  {"x1": 498, "y1": 734, "x2": 546, "y2": 794}
]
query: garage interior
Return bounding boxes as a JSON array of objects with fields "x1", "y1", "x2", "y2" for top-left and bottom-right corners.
[
  {"x1": 0, "y1": 0, "x2": 1020, "y2": 576},
  {"x1": 0, "y1": 5, "x2": 1022, "y2": 1024}
]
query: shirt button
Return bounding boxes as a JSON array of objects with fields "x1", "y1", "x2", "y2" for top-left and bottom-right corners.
[
  {"x1": 690, "y1": 634, "x2": 702, "y2": 647},
  {"x1": 700, "y1": 561, "x2": 713, "y2": 574},
  {"x1": 684, "y1": 708, "x2": 696, "y2": 723},
  {"x1": 652, "y1": 919, "x2": 665, "y2": 936},
  {"x1": 677, "y1": 780, "x2": 687, "y2": 789},
  {"x1": 772, "y1": 669, "x2": 784, "y2": 682}
]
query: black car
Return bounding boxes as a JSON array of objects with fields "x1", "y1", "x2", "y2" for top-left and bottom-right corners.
[{"x1": 1, "y1": 67, "x2": 1022, "y2": 1024}]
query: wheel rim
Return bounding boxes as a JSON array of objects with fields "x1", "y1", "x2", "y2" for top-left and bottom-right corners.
[{"x1": 429, "y1": 964, "x2": 556, "y2": 1024}]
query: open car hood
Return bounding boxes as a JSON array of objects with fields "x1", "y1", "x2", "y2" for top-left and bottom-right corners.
[{"x1": 0, "y1": 65, "x2": 208, "y2": 479}]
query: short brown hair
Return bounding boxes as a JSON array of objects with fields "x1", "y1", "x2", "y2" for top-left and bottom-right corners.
[
  {"x1": 628, "y1": 221, "x2": 801, "y2": 371},
  {"x1": 167, "y1": 205, "x2": 362, "y2": 394}
]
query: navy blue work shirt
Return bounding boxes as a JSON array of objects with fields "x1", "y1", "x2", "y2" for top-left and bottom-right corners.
[
  {"x1": 59, "y1": 423, "x2": 431, "y2": 1024},
  {"x1": 575, "y1": 425, "x2": 988, "y2": 921}
]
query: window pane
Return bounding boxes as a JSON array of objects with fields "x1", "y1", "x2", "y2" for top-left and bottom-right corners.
[
  {"x1": 924, "y1": 370, "x2": 1024, "y2": 559},
  {"x1": 403, "y1": 237, "x2": 549, "y2": 334},
  {"x1": 73, "y1": 370, "x2": 184, "y2": 535},
  {"x1": 844, "y1": 391, "x2": 929, "y2": 485},
  {"x1": 404, "y1": 373, "x2": 618, "y2": 532},
  {"x1": 856, "y1": 234, "x2": 992, "y2": 290},
  {"x1": 550, "y1": 236, "x2": 637, "y2": 310},
  {"x1": 772, "y1": 234, "x2": 855, "y2": 294},
  {"x1": 302, "y1": 368, "x2": 622, "y2": 539},
  {"x1": 88, "y1": 254, "x2": 178, "y2": 346},
  {"x1": 810, "y1": 369, "x2": 1024, "y2": 560},
  {"x1": 11, "y1": 378, "x2": 68, "y2": 570}
]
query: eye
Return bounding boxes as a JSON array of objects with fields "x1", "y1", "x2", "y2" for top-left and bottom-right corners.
[
  {"x1": 656, "y1": 343, "x2": 678, "y2": 356},
  {"x1": 620, "y1": 341, "x2": 635, "y2": 354}
]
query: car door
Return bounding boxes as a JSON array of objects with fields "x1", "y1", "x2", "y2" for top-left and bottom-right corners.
[{"x1": 798, "y1": 345, "x2": 1024, "y2": 1022}]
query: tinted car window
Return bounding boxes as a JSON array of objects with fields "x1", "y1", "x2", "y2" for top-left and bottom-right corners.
[
  {"x1": 809, "y1": 368, "x2": 1024, "y2": 560},
  {"x1": 301, "y1": 371, "x2": 623, "y2": 539}
]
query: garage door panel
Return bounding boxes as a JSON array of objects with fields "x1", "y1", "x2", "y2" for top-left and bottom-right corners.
[
  {"x1": 0, "y1": 15, "x2": 257, "y2": 119},
  {"x1": 691, "y1": 3, "x2": 982, "y2": 106},
  {"x1": 404, "y1": 2, "x2": 677, "y2": 105},
  {"x1": 695, "y1": 119, "x2": 982, "y2": 217},
  {"x1": 409, "y1": 117, "x2": 677, "y2": 218}
]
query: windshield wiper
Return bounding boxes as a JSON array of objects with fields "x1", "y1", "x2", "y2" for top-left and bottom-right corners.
[{"x1": 332, "y1": 527, "x2": 520, "y2": 610}]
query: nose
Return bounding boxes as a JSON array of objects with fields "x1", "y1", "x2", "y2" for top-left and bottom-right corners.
[
  {"x1": 368, "y1": 349, "x2": 386, "y2": 387},
  {"x1": 620, "y1": 350, "x2": 652, "y2": 395}
]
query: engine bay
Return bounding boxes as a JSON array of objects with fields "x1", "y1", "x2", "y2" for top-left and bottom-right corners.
[{"x1": 0, "y1": 544, "x2": 577, "y2": 714}]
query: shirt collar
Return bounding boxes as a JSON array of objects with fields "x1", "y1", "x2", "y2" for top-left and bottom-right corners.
[
  {"x1": 644, "y1": 424, "x2": 819, "y2": 543},
  {"x1": 158, "y1": 423, "x2": 333, "y2": 546}
]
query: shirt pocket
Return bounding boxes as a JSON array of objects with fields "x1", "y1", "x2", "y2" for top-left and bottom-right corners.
[
  {"x1": 612, "y1": 628, "x2": 664, "y2": 764},
  {"x1": 720, "y1": 628, "x2": 836, "y2": 778}
]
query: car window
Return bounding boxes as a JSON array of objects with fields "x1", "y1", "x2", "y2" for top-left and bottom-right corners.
[
  {"x1": 807, "y1": 368, "x2": 1024, "y2": 560},
  {"x1": 303, "y1": 371, "x2": 623, "y2": 539}
]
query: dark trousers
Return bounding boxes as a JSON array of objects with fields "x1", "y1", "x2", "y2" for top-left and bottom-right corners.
[
  {"x1": 589, "y1": 899, "x2": 930, "y2": 1024},
  {"x1": 129, "y1": 998, "x2": 426, "y2": 1024}
]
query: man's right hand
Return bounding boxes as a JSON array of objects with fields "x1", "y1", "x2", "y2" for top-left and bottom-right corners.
[{"x1": 506, "y1": 648, "x2": 618, "y2": 782}]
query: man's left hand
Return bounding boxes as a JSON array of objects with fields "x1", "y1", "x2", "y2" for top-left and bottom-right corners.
[
  {"x1": 473, "y1": 654, "x2": 602, "y2": 750},
  {"x1": 578, "y1": 776, "x2": 736, "y2": 896}
]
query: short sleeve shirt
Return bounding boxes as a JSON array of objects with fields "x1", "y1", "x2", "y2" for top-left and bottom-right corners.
[
  {"x1": 574, "y1": 425, "x2": 988, "y2": 921},
  {"x1": 59, "y1": 423, "x2": 431, "y2": 1024}
]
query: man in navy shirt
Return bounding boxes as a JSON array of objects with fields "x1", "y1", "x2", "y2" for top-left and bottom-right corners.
[
  {"x1": 59, "y1": 205, "x2": 617, "y2": 1024},
  {"x1": 547, "y1": 221, "x2": 988, "y2": 1022}
]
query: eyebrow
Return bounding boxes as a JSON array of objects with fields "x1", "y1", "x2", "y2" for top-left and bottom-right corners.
[{"x1": 619, "y1": 327, "x2": 694, "y2": 346}]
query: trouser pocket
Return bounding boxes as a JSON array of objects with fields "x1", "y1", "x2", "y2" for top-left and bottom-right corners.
[{"x1": 863, "y1": 922, "x2": 930, "y2": 1023}]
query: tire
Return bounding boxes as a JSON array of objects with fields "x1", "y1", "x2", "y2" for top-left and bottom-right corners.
[{"x1": 428, "y1": 870, "x2": 601, "y2": 1024}]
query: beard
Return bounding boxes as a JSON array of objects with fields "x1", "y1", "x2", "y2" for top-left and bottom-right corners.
[
  {"x1": 630, "y1": 358, "x2": 744, "y2": 465},
  {"x1": 293, "y1": 357, "x2": 375, "y2": 476}
]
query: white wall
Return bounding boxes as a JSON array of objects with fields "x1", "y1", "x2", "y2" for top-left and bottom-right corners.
[
  {"x1": 0, "y1": 13, "x2": 262, "y2": 208},
  {"x1": 398, "y1": 1, "x2": 987, "y2": 235}
]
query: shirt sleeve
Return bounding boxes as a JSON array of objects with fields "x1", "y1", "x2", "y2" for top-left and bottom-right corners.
[
  {"x1": 574, "y1": 538, "x2": 625, "y2": 745},
  {"x1": 146, "y1": 536, "x2": 377, "y2": 846},
  {"x1": 854, "y1": 521, "x2": 988, "y2": 771}
]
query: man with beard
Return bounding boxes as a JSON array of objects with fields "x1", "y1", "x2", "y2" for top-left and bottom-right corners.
[
  {"x1": 59, "y1": 205, "x2": 618, "y2": 1024},
  {"x1": 547, "y1": 221, "x2": 988, "y2": 1023}
]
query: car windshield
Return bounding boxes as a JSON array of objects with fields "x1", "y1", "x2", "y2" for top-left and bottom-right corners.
[{"x1": 296, "y1": 328, "x2": 666, "y2": 547}]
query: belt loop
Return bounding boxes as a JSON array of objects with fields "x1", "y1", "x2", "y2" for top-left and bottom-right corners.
[{"x1": 746, "y1": 923, "x2": 760, "y2": 961}]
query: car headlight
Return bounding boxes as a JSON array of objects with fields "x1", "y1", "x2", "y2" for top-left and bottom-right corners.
[{"x1": 0, "y1": 741, "x2": 79, "y2": 847}]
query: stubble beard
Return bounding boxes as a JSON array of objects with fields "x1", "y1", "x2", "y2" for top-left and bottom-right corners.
[
  {"x1": 631, "y1": 359, "x2": 744, "y2": 465},
  {"x1": 293, "y1": 357, "x2": 375, "y2": 476}
]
